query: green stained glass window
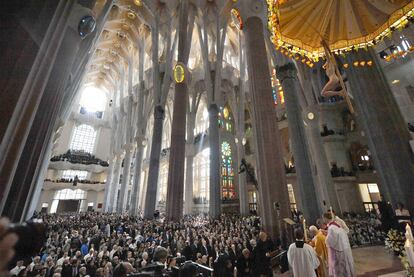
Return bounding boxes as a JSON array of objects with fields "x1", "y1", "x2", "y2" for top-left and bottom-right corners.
[{"x1": 221, "y1": 141, "x2": 236, "y2": 200}]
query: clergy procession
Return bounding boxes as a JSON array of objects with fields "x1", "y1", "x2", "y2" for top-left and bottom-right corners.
[{"x1": 2, "y1": 0, "x2": 414, "y2": 276}]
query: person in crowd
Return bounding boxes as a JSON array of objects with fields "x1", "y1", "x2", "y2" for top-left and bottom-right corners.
[
  {"x1": 287, "y1": 228, "x2": 319, "y2": 277},
  {"x1": 395, "y1": 202, "x2": 412, "y2": 226},
  {"x1": 377, "y1": 195, "x2": 397, "y2": 231},
  {"x1": 252, "y1": 231, "x2": 274, "y2": 277},
  {"x1": 236, "y1": 248, "x2": 252, "y2": 277},
  {"x1": 10, "y1": 260, "x2": 26, "y2": 276},
  {"x1": 323, "y1": 213, "x2": 356, "y2": 277},
  {"x1": 308, "y1": 225, "x2": 328, "y2": 277}
]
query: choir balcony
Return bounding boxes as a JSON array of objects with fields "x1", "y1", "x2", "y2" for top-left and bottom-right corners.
[
  {"x1": 49, "y1": 150, "x2": 109, "y2": 173},
  {"x1": 42, "y1": 179, "x2": 105, "y2": 191}
]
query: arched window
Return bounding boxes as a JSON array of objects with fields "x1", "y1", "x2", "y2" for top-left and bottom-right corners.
[
  {"x1": 50, "y1": 189, "x2": 87, "y2": 214},
  {"x1": 79, "y1": 86, "x2": 107, "y2": 112},
  {"x1": 156, "y1": 164, "x2": 168, "y2": 210},
  {"x1": 70, "y1": 124, "x2": 97, "y2": 153},
  {"x1": 221, "y1": 141, "x2": 236, "y2": 200},
  {"x1": 54, "y1": 189, "x2": 86, "y2": 200},
  {"x1": 194, "y1": 101, "x2": 209, "y2": 136},
  {"x1": 193, "y1": 148, "x2": 210, "y2": 203},
  {"x1": 218, "y1": 105, "x2": 234, "y2": 133},
  {"x1": 62, "y1": 170, "x2": 88, "y2": 180}
]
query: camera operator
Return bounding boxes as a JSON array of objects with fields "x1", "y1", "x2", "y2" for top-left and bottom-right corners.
[{"x1": 0, "y1": 218, "x2": 18, "y2": 274}]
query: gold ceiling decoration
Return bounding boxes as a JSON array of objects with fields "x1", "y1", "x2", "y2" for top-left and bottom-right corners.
[
  {"x1": 267, "y1": 0, "x2": 414, "y2": 60},
  {"x1": 133, "y1": 0, "x2": 143, "y2": 7},
  {"x1": 127, "y1": 10, "x2": 136, "y2": 20}
]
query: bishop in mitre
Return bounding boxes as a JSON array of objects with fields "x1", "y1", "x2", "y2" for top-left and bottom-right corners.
[
  {"x1": 287, "y1": 228, "x2": 320, "y2": 277},
  {"x1": 323, "y1": 213, "x2": 356, "y2": 277}
]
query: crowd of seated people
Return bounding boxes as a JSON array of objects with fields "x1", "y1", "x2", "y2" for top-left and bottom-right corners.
[
  {"x1": 44, "y1": 179, "x2": 106, "y2": 185},
  {"x1": 320, "y1": 124, "x2": 345, "y2": 137},
  {"x1": 7, "y1": 213, "x2": 280, "y2": 277},
  {"x1": 193, "y1": 197, "x2": 209, "y2": 205},
  {"x1": 342, "y1": 212, "x2": 384, "y2": 247},
  {"x1": 330, "y1": 163, "x2": 354, "y2": 177},
  {"x1": 50, "y1": 150, "x2": 109, "y2": 167}
]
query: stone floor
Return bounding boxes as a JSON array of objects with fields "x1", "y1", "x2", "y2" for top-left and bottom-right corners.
[
  {"x1": 277, "y1": 245, "x2": 404, "y2": 276},
  {"x1": 354, "y1": 245, "x2": 404, "y2": 277}
]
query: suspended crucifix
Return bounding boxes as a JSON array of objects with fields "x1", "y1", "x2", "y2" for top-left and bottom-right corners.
[{"x1": 321, "y1": 40, "x2": 355, "y2": 114}]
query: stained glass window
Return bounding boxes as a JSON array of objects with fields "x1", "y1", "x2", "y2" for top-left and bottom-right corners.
[
  {"x1": 271, "y1": 68, "x2": 285, "y2": 105},
  {"x1": 221, "y1": 141, "x2": 236, "y2": 200},
  {"x1": 218, "y1": 105, "x2": 233, "y2": 133}
]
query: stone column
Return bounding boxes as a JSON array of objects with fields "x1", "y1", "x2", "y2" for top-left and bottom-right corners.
[
  {"x1": 144, "y1": 105, "x2": 165, "y2": 218},
  {"x1": 237, "y1": 141, "x2": 249, "y2": 216},
  {"x1": 166, "y1": 0, "x2": 191, "y2": 221},
  {"x1": 117, "y1": 144, "x2": 134, "y2": 213},
  {"x1": 166, "y1": 78, "x2": 187, "y2": 220},
  {"x1": 184, "y1": 150, "x2": 194, "y2": 214},
  {"x1": 209, "y1": 104, "x2": 221, "y2": 218},
  {"x1": 109, "y1": 153, "x2": 123, "y2": 213},
  {"x1": 103, "y1": 156, "x2": 115, "y2": 212},
  {"x1": 302, "y1": 105, "x2": 342, "y2": 214},
  {"x1": 243, "y1": 14, "x2": 291, "y2": 241},
  {"x1": 343, "y1": 49, "x2": 414, "y2": 213},
  {"x1": 130, "y1": 143, "x2": 144, "y2": 215},
  {"x1": 276, "y1": 63, "x2": 321, "y2": 222}
]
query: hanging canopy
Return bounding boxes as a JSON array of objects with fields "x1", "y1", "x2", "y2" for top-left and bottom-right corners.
[{"x1": 268, "y1": 0, "x2": 414, "y2": 58}]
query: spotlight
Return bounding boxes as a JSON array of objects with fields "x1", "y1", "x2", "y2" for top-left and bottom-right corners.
[
  {"x1": 359, "y1": 61, "x2": 366, "y2": 66},
  {"x1": 343, "y1": 63, "x2": 349, "y2": 68},
  {"x1": 353, "y1": 61, "x2": 359, "y2": 67},
  {"x1": 367, "y1": 61, "x2": 373, "y2": 66}
]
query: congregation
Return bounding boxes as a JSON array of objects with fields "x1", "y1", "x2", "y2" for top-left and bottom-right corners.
[{"x1": 2, "y1": 210, "x2": 364, "y2": 277}]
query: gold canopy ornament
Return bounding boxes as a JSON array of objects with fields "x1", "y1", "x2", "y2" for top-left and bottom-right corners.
[{"x1": 267, "y1": 0, "x2": 414, "y2": 60}]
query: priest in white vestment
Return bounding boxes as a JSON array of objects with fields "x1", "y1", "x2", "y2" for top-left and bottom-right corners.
[
  {"x1": 287, "y1": 228, "x2": 320, "y2": 277},
  {"x1": 323, "y1": 213, "x2": 356, "y2": 277}
]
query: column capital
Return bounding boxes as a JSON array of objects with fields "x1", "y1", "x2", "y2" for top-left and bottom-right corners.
[
  {"x1": 234, "y1": 0, "x2": 268, "y2": 26},
  {"x1": 276, "y1": 62, "x2": 297, "y2": 82}
]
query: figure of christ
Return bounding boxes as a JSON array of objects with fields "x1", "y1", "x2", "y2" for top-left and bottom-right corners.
[{"x1": 321, "y1": 53, "x2": 345, "y2": 98}]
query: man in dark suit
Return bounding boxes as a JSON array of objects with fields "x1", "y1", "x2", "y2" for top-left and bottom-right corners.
[
  {"x1": 200, "y1": 239, "x2": 212, "y2": 258},
  {"x1": 252, "y1": 232, "x2": 274, "y2": 277},
  {"x1": 236, "y1": 249, "x2": 252, "y2": 277}
]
